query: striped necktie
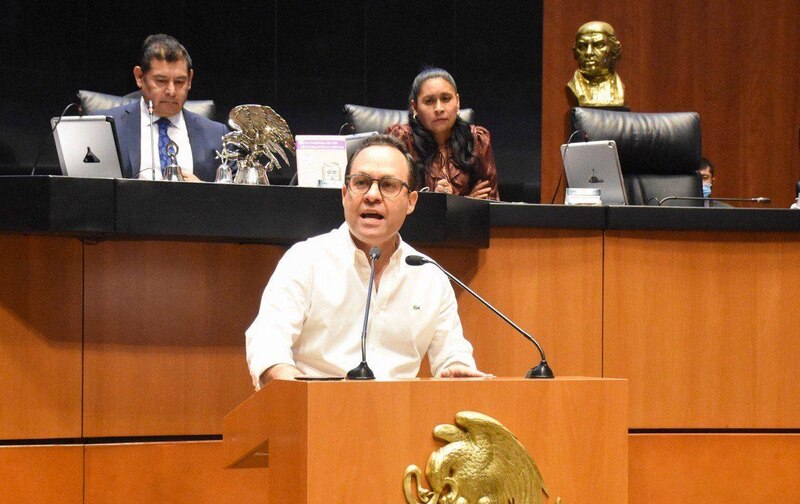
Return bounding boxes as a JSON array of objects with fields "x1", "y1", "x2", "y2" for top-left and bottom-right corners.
[{"x1": 156, "y1": 117, "x2": 172, "y2": 174}]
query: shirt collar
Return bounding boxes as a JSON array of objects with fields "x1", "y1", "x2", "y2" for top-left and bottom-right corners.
[
  {"x1": 139, "y1": 97, "x2": 185, "y2": 130},
  {"x1": 336, "y1": 222, "x2": 407, "y2": 267}
]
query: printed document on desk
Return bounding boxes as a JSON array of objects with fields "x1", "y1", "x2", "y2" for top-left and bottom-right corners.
[{"x1": 296, "y1": 135, "x2": 348, "y2": 188}]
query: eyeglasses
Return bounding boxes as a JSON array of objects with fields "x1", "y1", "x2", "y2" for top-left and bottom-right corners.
[{"x1": 345, "y1": 174, "x2": 411, "y2": 198}]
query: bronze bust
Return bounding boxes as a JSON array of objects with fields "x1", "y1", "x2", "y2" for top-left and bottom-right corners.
[{"x1": 567, "y1": 21, "x2": 625, "y2": 107}]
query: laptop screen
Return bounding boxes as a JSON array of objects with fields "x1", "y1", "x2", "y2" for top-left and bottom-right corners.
[
  {"x1": 560, "y1": 140, "x2": 628, "y2": 205},
  {"x1": 51, "y1": 115, "x2": 123, "y2": 178}
]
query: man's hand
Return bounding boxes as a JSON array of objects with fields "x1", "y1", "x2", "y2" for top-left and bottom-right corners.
[
  {"x1": 437, "y1": 363, "x2": 493, "y2": 378},
  {"x1": 467, "y1": 180, "x2": 492, "y2": 199},
  {"x1": 179, "y1": 168, "x2": 202, "y2": 182},
  {"x1": 260, "y1": 363, "x2": 303, "y2": 386}
]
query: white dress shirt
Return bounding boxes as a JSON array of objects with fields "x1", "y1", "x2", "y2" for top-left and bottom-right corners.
[
  {"x1": 245, "y1": 223, "x2": 476, "y2": 389},
  {"x1": 137, "y1": 98, "x2": 194, "y2": 179}
]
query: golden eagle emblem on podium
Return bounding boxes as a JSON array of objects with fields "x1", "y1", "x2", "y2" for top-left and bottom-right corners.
[{"x1": 403, "y1": 411, "x2": 550, "y2": 504}]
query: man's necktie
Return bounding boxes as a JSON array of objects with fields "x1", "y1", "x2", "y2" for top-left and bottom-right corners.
[{"x1": 156, "y1": 117, "x2": 172, "y2": 174}]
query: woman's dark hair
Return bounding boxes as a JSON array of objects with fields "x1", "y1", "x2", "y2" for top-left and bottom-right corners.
[{"x1": 407, "y1": 68, "x2": 477, "y2": 185}]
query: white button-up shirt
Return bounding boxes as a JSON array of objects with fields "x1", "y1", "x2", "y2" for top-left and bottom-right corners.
[
  {"x1": 137, "y1": 98, "x2": 194, "y2": 179},
  {"x1": 246, "y1": 223, "x2": 476, "y2": 389}
]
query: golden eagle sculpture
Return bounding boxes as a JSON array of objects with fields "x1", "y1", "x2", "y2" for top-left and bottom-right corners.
[
  {"x1": 403, "y1": 411, "x2": 550, "y2": 504},
  {"x1": 216, "y1": 104, "x2": 294, "y2": 185}
]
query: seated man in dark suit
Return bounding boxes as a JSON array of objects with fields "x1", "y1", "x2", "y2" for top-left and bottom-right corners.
[{"x1": 100, "y1": 34, "x2": 227, "y2": 181}]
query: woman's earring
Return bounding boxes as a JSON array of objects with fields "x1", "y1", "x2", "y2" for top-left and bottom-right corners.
[{"x1": 413, "y1": 112, "x2": 417, "y2": 119}]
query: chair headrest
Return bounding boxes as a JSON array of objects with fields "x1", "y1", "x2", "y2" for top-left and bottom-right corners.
[
  {"x1": 570, "y1": 107, "x2": 701, "y2": 175},
  {"x1": 343, "y1": 104, "x2": 475, "y2": 134},
  {"x1": 77, "y1": 90, "x2": 216, "y2": 120}
]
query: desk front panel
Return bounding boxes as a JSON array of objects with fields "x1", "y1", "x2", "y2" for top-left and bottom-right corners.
[
  {"x1": 0, "y1": 234, "x2": 83, "y2": 439},
  {"x1": 604, "y1": 230, "x2": 800, "y2": 428},
  {"x1": 83, "y1": 240, "x2": 282, "y2": 436}
]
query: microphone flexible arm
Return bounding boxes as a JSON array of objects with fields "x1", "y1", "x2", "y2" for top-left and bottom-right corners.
[
  {"x1": 549, "y1": 129, "x2": 588, "y2": 204},
  {"x1": 406, "y1": 255, "x2": 554, "y2": 379},
  {"x1": 657, "y1": 195, "x2": 771, "y2": 206},
  {"x1": 346, "y1": 246, "x2": 381, "y2": 380},
  {"x1": 31, "y1": 102, "x2": 83, "y2": 176}
]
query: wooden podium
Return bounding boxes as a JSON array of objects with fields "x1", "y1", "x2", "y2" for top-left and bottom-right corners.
[{"x1": 223, "y1": 377, "x2": 628, "y2": 503}]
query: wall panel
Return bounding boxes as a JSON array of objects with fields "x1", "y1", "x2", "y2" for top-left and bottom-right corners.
[
  {"x1": 84, "y1": 441, "x2": 268, "y2": 503},
  {"x1": 630, "y1": 434, "x2": 800, "y2": 501},
  {"x1": 0, "y1": 445, "x2": 83, "y2": 503},
  {"x1": 542, "y1": 0, "x2": 800, "y2": 207}
]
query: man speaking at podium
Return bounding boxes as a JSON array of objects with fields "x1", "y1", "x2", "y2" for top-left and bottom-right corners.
[
  {"x1": 246, "y1": 135, "x2": 487, "y2": 389},
  {"x1": 101, "y1": 34, "x2": 227, "y2": 181}
]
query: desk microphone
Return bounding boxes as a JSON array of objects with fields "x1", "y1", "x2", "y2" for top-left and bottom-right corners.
[
  {"x1": 130, "y1": 100, "x2": 161, "y2": 180},
  {"x1": 657, "y1": 196, "x2": 771, "y2": 206},
  {"x1": 405, "y1": 255, "x2": 554, "y2": 379},
  {"x1": 148, "y1": 100, "x2": 157, "y2": 181},
  {"x1": 346, "y1": 246, "x2": 381, "y2": 380}
]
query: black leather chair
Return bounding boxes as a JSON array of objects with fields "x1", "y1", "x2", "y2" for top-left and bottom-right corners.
[
  {"x1": 342, "y1": 104, "x2": 475, "y2": 134},
  {"x1": 569, "y1": 107, "x2": 703, "y2": 205},
  {"x1": 77, "y1": 90, "x2": 216, "y2": 120}
]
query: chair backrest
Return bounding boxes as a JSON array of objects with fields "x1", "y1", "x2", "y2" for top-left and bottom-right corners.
[
  {"x1": 569, "y1": 107, "x2": 703, "y2": 205},
  {"x1": 77, "y1": 90, "x2": 216, "y2": 120},
  {"x1": 342, "y1": 104, "x2": 475, "y2": 134}
]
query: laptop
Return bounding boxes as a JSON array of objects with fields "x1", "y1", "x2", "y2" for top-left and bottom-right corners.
[
  {"x1": 344, "y1": 131, "x2": 378, "y2": 159},
  {"x1": 295, "y1": 132, "x2": 378, "y2": 188},
  {"x1": 51, "y1": 115, "x2": 123, "y2": 178},
  {"x1": 560, "y1": 139, "x2": 628, "y2": 205}
]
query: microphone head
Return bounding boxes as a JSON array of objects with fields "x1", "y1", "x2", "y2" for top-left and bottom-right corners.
[
  {"x1": 369, "y1": 246, "x2": 381, "y2": 261},
  {"x1": 405, "y1": 255, "x2": 428, "y2": 266}
]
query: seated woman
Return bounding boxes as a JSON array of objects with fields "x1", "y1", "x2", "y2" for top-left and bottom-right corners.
[{"x1": 386, "y1": 68, "x2": 499, "y2": 200}]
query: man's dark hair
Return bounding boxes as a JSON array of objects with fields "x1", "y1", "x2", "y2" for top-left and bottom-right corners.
[
  {"x1": 139, "y1": 34, "x2": 193, "y2": 73},
  {"x1": 346, "y1": 134, "x2": 416, "y2": 191},
  {"x1": 699, "y1": 157, "x2": 714, "y2": 176}
]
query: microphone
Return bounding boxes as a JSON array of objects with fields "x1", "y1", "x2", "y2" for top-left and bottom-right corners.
[
  {"x1": 405, "y1": 255, "x2": 554, "y2": 379},
  {"x1": 148, "y1": 99, "x2": 157, "y2": 181},
  {"x1": 346, "y1": 246, "x2": 381, "y2": 380},
  {"x1": 657, "y1": 196, "x2": 771, "y2": 206}
]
